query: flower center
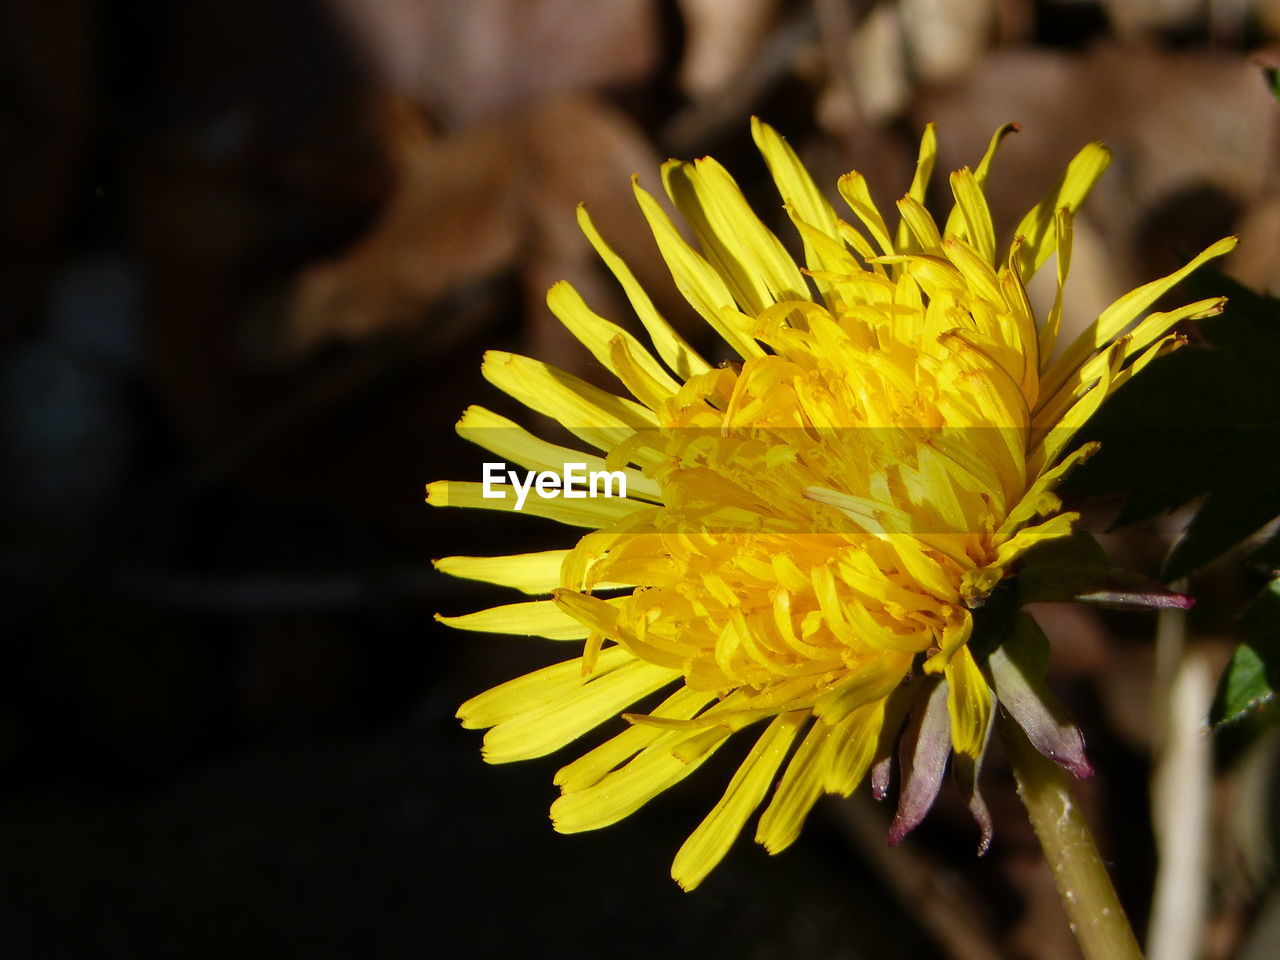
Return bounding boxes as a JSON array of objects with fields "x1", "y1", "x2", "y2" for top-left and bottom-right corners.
[{"x1": 568, "y1": 298, "x2": 1022, "y2": 702}]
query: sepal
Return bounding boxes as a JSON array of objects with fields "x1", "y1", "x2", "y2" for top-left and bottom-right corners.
[
  {"x1": 1017, "y1": 531, "x2": 1192, "y2": 610},
  {"x1": 988, "y1": 614, "x2": 1093, "y2": 780},
  {"x1": 888, "y1": 680, "x2": 951, "y2": 846}
]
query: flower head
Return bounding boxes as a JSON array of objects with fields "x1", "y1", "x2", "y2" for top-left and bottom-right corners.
[{"x1": 428, "y1": 119, "x2": 1233, "y2": 890}]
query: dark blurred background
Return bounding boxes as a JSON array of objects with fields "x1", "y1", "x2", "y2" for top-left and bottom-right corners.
[{"x1": 5, "y1": 1, "x2": 1280, "y2": 957}]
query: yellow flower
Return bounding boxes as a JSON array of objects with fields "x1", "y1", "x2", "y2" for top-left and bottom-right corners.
[{"x1": 428, "y1": 119, "x2": 1234, "y2": 891}]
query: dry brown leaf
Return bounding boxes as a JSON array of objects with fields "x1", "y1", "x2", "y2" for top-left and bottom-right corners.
[
  {"x1": 286, "y1": 93, "x2": 672, "y2": 361},
  {"x1": 900, "y1": 0, "x2": 997, "y2": 85},
  {"x1": 287, "y1": 101, "x2": 521, "y2": 351},
  {"x1": 846, "y1": 2, "x2": 911, "y2": 125},
  {"x1": 1228, "y1": 192, "x2": 1280, "y2": 292},
  {"x1": 676, "y1": 0, "x2": 784, "y2": 100},
  {"x1": 1099, "y1": 0, "x2": 1208, "y2": 40},
  {"x1": 516, "y1": 94, "x2": 678, "y2": 377},
  {"x1": 333, "y1": 0, "x2": 661, "y2": 130}
]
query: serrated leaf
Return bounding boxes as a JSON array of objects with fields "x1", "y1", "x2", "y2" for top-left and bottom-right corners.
[{"x1": 1209, "y1": 576, "x2": 1280, "y2": 727}]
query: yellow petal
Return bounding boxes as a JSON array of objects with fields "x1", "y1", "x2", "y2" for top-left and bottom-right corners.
[
  {"x1": 551, "y1": 588, "x2": 622, "y2": 636},
  {"x1": 1032, "y1": 338, "x2": 1124, "y2": 471},
  {"x1": 923, "y1": 611, "x2": 974, "y2": 674},
  {"x1": 896, "y1": 195, "x2": 942, "y2": 254},
  {"x1": 895, "y1": 122, "x2": 938, "y2": 252},
  {"x1": 577, "y1": 204, "x2": 711, "y2": 380},
  {"x1": 752, "y1": 117, "x2": 841, "y2": 245},
  {"x1": 1013, "y1": 141, "x2": 1111, "y2": 280},
  {"x1": 999, "y1": 442, "x2": 1098, "y2": 537},
  {"x1": 424, "y1": 480, "x2": 648, "y2": 528},
  {"x1": 754, "y1": 718, "x2": 834, "y2": 854},
  {"x1": 823, "y1": 700, "x2": 885, "y2": 796},
  {"x1": 434, "y1": 550, "x2": 569, "y2": 595},
  {"x1": 437, "y1": 599, "x2": 616, "y2": 640},
  {"x1": 837, "y1": 171, "x2": 894, "y2": 257},
  {"x1": 945, "y1": 645, "x2": 994, "y2": 757},
  {"x1": 606, "y1": 334, "x2": 676, "y2": 412},
  {"x1": 1041, "y1": 237, "x2": 1236, "y2": 400},
  {"x1": 947, "y1": 167, "x2": 996, "y2": 265},
  {"x1": 993, "y1": 511, "x2": 1079, "y2": 568},
  {"x1": 632, "y1": 179, "x2": 766, "y2": 359},
  {"x1": 555, "y1": 685, "x2": 717, "y2": 792},
  {"x1": 812, "y1": 654, "x2": 912, "y2": 723},
  {"x1": 458, "y1": 646, "x2": 634, "y2": 730},
  {"x1": 940, "y1": 121, "x2": 1017, "y2": 240},
  {"x1": 751, "y1": 119, "x2": 848, "y2": 307},
  {"x1": 552, "y1": 722, "x2": 734, "y2": 833},
  {"x1": 1037, "y1": 207, "x2": 1073, "y2": 368},
  {"x1": 661, "y1": 157, "x2": 810, "y2": 315},
  {"x1": 482, "y1": 658, "x2": 681, "y2": 763},
  {"x1": 481, "y1": 350, "x2": 656, "y2": 455},
  {"x1": 671, "y1": 711, "x2": 807, "y2": 891},
  {"x1": 546, "y1": 280, "x2": 681, "y2": 399}
]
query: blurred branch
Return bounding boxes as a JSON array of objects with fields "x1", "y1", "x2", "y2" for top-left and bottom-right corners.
[
  {"x1": 1147, "y1": 600, "x2": 1212, "y2": 960},
  {"x1": 824, "y1": 794, "x2": 1012, "y2": 960}
]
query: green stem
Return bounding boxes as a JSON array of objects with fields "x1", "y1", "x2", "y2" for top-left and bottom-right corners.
[{"x1": 999, "y1": 713, "x2": 1144, "y2": 960}]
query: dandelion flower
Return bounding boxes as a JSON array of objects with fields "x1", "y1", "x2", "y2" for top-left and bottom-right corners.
[{"x1": 428, "y1": 119, "x2": 1233, "y2": 891}]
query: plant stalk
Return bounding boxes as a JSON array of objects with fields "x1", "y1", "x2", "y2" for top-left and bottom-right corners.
[{"x1": 1000, "y1": 712, "x2": 1144, "y2": 960}]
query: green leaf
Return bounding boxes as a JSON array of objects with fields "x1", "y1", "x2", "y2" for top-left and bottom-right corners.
[
  {"x1": 1266, "y1": 66, "x2": 1280, "y2": 102},
  {"x1": 1066, "y1": 269, "x2": 1280, "y2": 579},
  {"x1": 1209, "y1": 576, "x2": 1280, "y2": 728}
]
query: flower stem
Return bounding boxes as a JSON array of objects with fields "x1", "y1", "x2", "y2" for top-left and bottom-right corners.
[{"x1": 999, "y1": 712, "x2": 1144, "y2": 960}]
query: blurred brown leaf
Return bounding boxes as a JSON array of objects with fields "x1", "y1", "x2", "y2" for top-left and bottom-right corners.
[
  {"x1": 1099, "y1": 0, "x2": 1208, "y2": 41},
  {"x1": 900, "y1": 0, "x2": 997, "y2": 85},
  {"x1": 676, "y1": 0, "x2": 784, "y2": 100},
  {"x1": 287, "y1": 101, "x2": 520, "y2": 350},
  {"x1": 287, "y1": 92, "x2": 672, "y2": 363},
  {"x1": 922, "y1": 45, "x2": 1279, "y2": 256},
  {"x1": 333, "y1": 0, "x2": 661, "y2": 129},
  {"x1": 1230, "y1": 192, "x2": 1280, "y2": 292},
  {"x1": 516, "y1": 94, "x2": 682, "y2": 373}
]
